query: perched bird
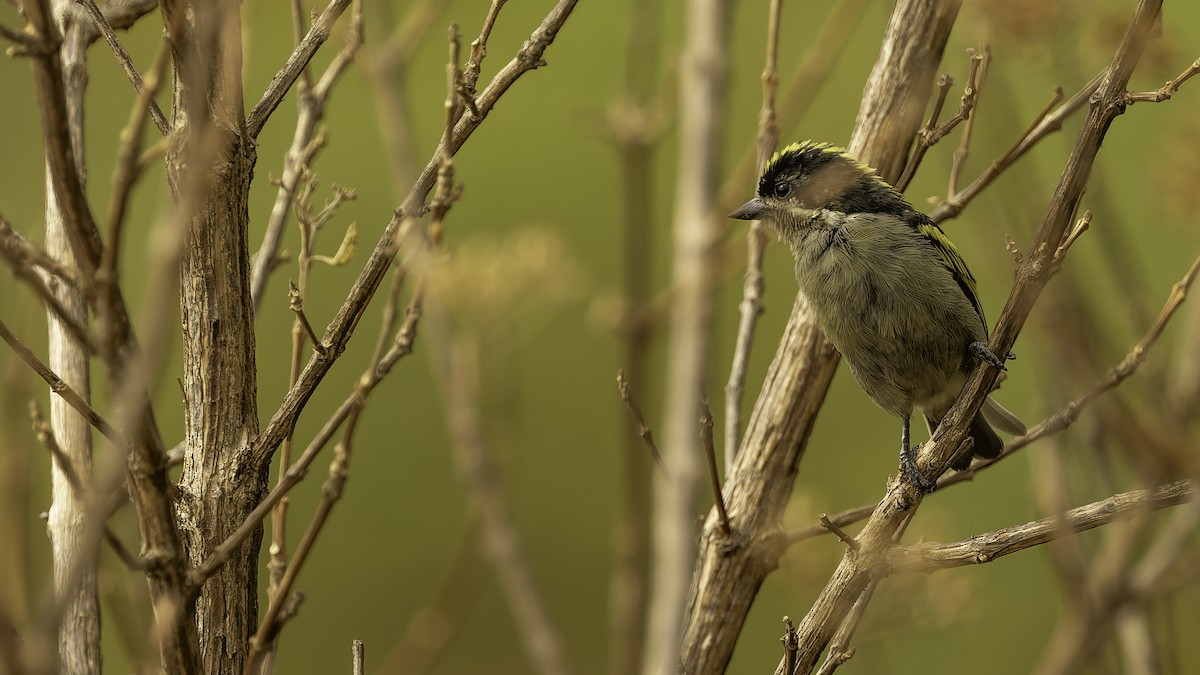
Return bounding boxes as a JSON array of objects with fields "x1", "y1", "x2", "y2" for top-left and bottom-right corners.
[{"x1": 729, "y1": 141, "x2": 1025, "y2": 490}]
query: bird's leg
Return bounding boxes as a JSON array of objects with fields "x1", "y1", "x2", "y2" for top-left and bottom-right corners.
[
  {"x1": 899, "y1": 414, "x2": 936, "y2": 493},
  {"x1": 969, "y1": 341, "x2": 1015, "y2": 371}
]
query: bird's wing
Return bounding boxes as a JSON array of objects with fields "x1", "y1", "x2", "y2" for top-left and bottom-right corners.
[{"x1": 912, "y1": 215, "x2": 987, "y2": 333}]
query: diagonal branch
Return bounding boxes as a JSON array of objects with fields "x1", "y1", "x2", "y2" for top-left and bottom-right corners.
[
  {"x1": 245, "y1": 0, "x2": 353, "y2": 138},
  {"x1": 885, "y1": 481, "x2": 1195, "y2": 574},
  {"x1": 250, "y1": 0, "x2": 581, "y2": 470}
]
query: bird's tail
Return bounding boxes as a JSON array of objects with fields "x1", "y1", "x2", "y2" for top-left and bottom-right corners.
[{"x1": 925, "y1": 395, "x2": 1024, "y2": 471}]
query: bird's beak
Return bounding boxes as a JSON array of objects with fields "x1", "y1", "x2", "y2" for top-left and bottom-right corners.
[{"x1": 729, "y1": 197, "x2": 767, "y2": 221}]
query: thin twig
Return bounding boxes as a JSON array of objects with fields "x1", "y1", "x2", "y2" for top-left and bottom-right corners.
[
  {"x1": 1124, "y1": 57, "x2": 1200, "y2": 104},
  {"x1": 700, "y1": 397, "x2": 730, "y2": 535},
  {"x1": 244, "y1": 397, "x2": 363, "y2": 675},
  {"x1": 29, "y1": 402, "x2": 141, "y2": 570},
  {"x1": 947, "y1": 45, "x2": 989, "y2": 198},
  {"x1": 75, "y1": 0, "x2": 169, "y2": 134},
  {"x1": 617, "y1": 370, "x2": 667, "y2": 478},
  {"x1": 288, "y1": 280, "x2": 326, "y2": 354},
  {"x1": 246, "y1": 0, "x2": 353, "y2": 138},
  {"x1": 725, "y1": 0, "x2": 781, "y2": 470},
  {"x1": 886, "y1": 481, "x2": 1195, "y2": 573},
  {"x1": 353, "y1": 640, "x2": 365, "y2": 675},
  {"x1": 931, "y1": 72, "x2": 1102, "y2": 224},
  {"x1": 895, "y1": 73, "x2": 953, "y2": 193},
  {"x1": 250, "y1": 0, "x2": 581, "y2": 470},
  {"x1": 0, "y1": 320, "x2": 121, "y2": 445},
  {"x1": 817, "y1": 514, "x2": 858, "y2": 551}
]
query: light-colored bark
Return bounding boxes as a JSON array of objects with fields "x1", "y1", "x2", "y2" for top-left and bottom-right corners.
[
  {"x1": 643, "y1": 1, "x2": 731, "y2": 673},
  {"x1": 43, "y1": 1, "x2": 100, "y2": 672}
]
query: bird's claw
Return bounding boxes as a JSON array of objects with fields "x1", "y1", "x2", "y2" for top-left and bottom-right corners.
[
  {"x1": 970, "y1": 341, "x2": 1013, "y2": 371},
  {"x1": 900, "y1": 443, "x2": 937, "y2": 493}
]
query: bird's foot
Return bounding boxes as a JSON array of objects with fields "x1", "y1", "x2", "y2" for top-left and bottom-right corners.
[
  {"x1": 900, "y1": 443, "x2": 937, "y2": 493},
  {"x1": 970, "y1": 341, "x2": 1015, "y2": 371}
]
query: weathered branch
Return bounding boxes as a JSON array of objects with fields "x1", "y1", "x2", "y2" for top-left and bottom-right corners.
[{"x1": 886, "y1": 481, "x2": 1195, "y2": 574}]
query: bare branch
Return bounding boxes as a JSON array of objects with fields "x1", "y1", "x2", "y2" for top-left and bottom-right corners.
[
  {"x1": 251, "y1": 0, "x2": 581, "y2": 469},
  {"x1": 245, "y1": 0, "x2": 353, "y2": 138},
  {"x1": 75, "y1": 0, "x2": 169, "y2": 134},
  {"x1": 700, "y1": 397, "x2": 730, "y2": 536},
  {"x1": 886, "y1": 481, "x2": 1195, "y2": 574},
  {"x1": 1125, "y1": 56, "x2": 1200, "y2": 104},
  {"x1": 0, "y1": 320, "x2": 121, "y2": 445},
  {"x1": 617, "y1": 370, "x2": 667, "y2": 477},
  {"x1": 725, "y1": 0, "x2": 780, "y2": 469}
]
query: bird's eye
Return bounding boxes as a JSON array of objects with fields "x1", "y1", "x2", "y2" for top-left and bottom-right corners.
[{"x1": 771, "y1": 181, "x2": 792, "y2": 199}]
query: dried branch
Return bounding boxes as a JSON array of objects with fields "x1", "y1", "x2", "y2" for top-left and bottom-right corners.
[
  {"x1": 724, "y1": 0, "x2": 780, "y2": 470},
  {"x1": 1125, "y1": 56, "x2": 1200, "y2": 104},
  {"x1": 249, "y1": 0, "x2": 364, "y2": 311},
  {"x1": 885, "y1": 481, "x2": 1195, "y2": 574},
  {"x1": 245, "y1": 0, "x2": 353, "y2": 138},
  {"x1": 0, "y1": 320, "x2": 121, "y2": 445},
  {"x1": 76, "y1": 0, "x2": 169, "y2": 134},
  {"x1": 947, "y1": 45, "x2": 989, "y2": 198},
  {"x1": 617, "y1": 370, "x2": 667, "y2": 477},
  {"x1": 930, "y1": 71, "x2": 1103, "y2": 224},
  {"x1": 444, "y1": 336, "x2": 573, "y2": 675},
  {"x1": 700, "y1": 397, "x2": 730, "y2": 535},
  {"x1": 646, "y1": 0, "x2": 732, "y2": 669},
  {"x1": 894, "y1": 72, "x2": 953, "y2": 193},
  {"x1": 250, "y1": 0, "x2": 581, "y2": 470}
]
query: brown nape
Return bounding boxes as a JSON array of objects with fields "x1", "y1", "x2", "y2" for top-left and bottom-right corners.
[{"x1": 796, "y1": 157, "x2": 860, "y2": 209}]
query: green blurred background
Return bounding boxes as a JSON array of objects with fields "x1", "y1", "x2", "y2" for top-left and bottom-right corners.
[{"x1": 1, "y1": 0, "x2": 1199, "y2": 673}]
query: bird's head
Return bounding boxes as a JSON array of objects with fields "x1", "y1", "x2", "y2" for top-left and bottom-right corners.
[{"x1": 729, "y1": 141, "x2": 907, "y2": 229}]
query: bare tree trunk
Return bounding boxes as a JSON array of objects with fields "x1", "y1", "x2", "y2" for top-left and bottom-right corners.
[
  {"x1": 643, "y1": 0, "x2": 731, "y2": 673},
  {"x1": 43, "y1": 2, "x2": 100, "y2": 672},
  {"x1": 163, "y1": 2, "x2": 263, "y2": 673}
]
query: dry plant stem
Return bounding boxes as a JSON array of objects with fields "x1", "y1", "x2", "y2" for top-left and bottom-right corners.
[
  {"x1": 813, "y1": 515, "x2": 912, "y2": 675},
  {"x1": 895, "y1": 73, "x2": 953, "y2": 193},
  {"x1": 249, "y1": 0, "x2": 364, "y2": 311},
  {"x1": 0, "y1": 233, "x2": 101, "y2": 355},
  {"x1": 78, "y1": 0, "x2": 156, "y2": 44},
  {"x1": 930, "y1": 71, "x2": 1102, "y2": 224},
  {"x1": 725, "y1": 0, "x2": 781, "y2": 470},
  {"x1": 779, "y1": 3, "x2": 1164, "y2": 673},
  {"x1": 617, "y1": 370, "x2": 667, "y2": 476},
  {"x1": 678, "y1": 3, "x2": 964, "y2": 675},
  {"x1": 245, "y1": 0, "x2": 352, "y2": 138},
  {"x1": 244, "y1": 403, "x2": 363, "y2": 675},
  {"x1": 461, "y1": 0, "x2": 507, "y2": 107},
  {"x1": 0, "y1": 321, "x2": 121, "y2": 445},
  {"x1": 700, "y1": 398, "x2": 731, "y2": 535},
  {"x1": 352, "y1": 640, "x2": 364, "y2": 675},
  {"x1": 76, "y1": 0, "x2": 169, "y2": 134},
  {"x1": 885, "y1": 481, "x2": 1194, "y2": 573},
  {"x1": 445, "y1": 337, "x2": 573, "y2": 675},
  {"x1": 0, "y1": 217, "x2": 78, "y2": 284},
  {"x1": 946, "y1": 46, "x2": 989, "y2": 198},
  {"x1": 24, "y1": 9, "x2": 187, "y2": 664},
  {"x1": 30, "y1": 403, "x2": 140, "y2": 570},
  {"x1": 190, "y1": 271, "x2": 430, "y2": 589},
  {"x1": 1124, "y1": 57, "x2": 1200, "y2": 104},
  {"x1": 609, "y1": 0, "x2": 662, "y2": 671},
  {"x1": 645, "y1": 0, "x2": 731, "y2": 670},
  {"x1": 250, "y1": 0, "x2": 580, "y2": 469}
]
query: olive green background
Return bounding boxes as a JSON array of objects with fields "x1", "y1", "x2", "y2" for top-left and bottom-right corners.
[{"x1": 1, "y1": 1, "x2": 1199, "y2": 673}]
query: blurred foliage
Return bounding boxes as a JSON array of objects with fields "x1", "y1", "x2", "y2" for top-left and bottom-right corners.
[{"x1": 0, "y1": 0, "x2": 1198, "y2": 674}]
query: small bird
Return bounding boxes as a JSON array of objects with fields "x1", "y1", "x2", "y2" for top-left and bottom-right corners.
[{"x1": 730, "y1": 141, "x2": 1025, "y2": 490}]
